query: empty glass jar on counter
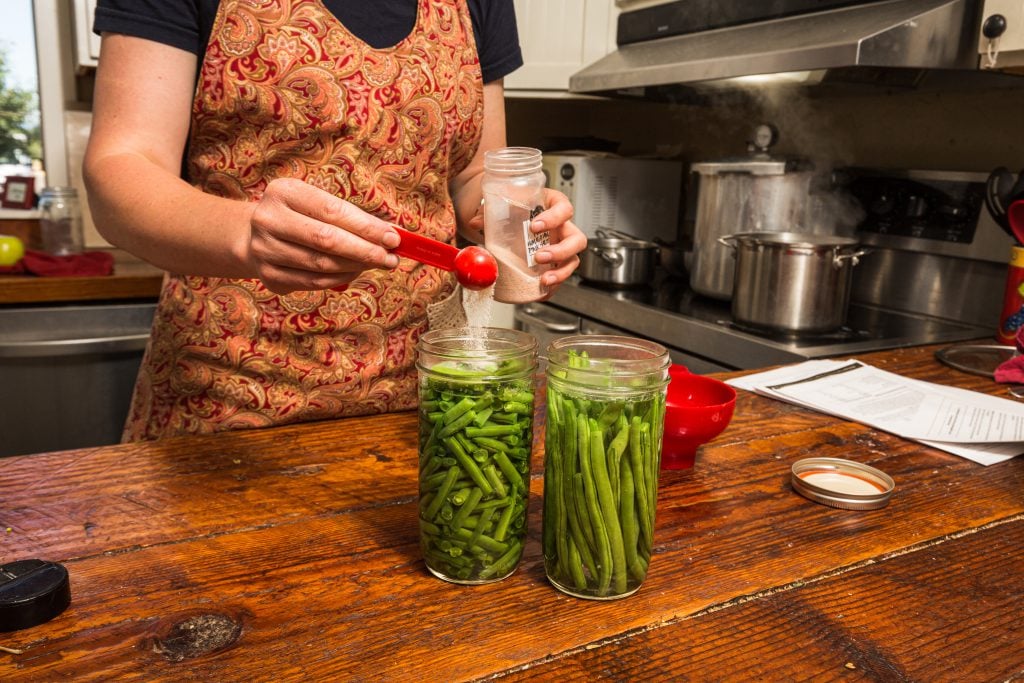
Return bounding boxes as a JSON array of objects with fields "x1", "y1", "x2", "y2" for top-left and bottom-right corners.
[
  {"x1": 38, "y1": 187, "x2": 84, "y2": 256},
  {"x1": 416, "y1": 327, "x2": 538, "y2": 584},
  {"x1": 542, "y1": 335, "x2": 670, "y2": 599}
]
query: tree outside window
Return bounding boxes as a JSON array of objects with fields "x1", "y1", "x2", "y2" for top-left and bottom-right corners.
[{"x1": 0, "y1": 0, "x2": 42, "y2": 198}]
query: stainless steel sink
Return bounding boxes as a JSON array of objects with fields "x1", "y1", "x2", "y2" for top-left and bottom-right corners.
[{"x1": 0, "y1": 302, "x2": 156, "y2": 456}]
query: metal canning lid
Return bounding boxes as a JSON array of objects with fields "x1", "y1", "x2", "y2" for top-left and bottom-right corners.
[{"x1": 791, "y1": 457, "x2": 894, "y2": 510}]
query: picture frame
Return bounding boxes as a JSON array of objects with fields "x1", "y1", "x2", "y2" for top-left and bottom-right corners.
[{"x1": 1, "y1": 176, "x2": 36, "y2": 210}]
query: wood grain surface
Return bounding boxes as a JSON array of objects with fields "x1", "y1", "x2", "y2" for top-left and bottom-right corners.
[{"x1": 0, "y1": 342, "x2": 1021, "y2": 682}]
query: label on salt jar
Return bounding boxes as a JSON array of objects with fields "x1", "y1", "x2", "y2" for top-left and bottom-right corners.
[{"x1": 522, "y1": 205, "x2": 548, "y2": 268}]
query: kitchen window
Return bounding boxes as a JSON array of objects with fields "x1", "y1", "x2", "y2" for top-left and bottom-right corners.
[{"x1": 0, "y1": 0, "x2": 73, "y2": 213}]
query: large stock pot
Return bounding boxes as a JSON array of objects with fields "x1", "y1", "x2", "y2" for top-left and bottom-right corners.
[
  {"x1": 720, "y1": 232, "x2": 868, "y2": 334},
  {"x1": 689, "y1": 124, "x2": 814, "y2": 300}
]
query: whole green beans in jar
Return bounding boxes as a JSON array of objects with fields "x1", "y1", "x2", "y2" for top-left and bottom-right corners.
[
  {"x1": 416, "y1": 327, "x2": 538, "y2": 584},
  {"x1": 542, "y1": 335, "x2": 669, "y2": 600}
]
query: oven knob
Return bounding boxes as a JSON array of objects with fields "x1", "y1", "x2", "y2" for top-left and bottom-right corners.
[
  {"x1": 560, "y1": 163, "x2": 575, "y2": 181},
  {"x1": 869, "y1": 193, "x2": 895, "y2": 215},
  {"x1": 906, "y1": 194, "x2": 927, "y2": 218}
]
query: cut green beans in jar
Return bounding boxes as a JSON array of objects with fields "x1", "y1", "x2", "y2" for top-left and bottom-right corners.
[
  {"x1": 542, "y1": 335, "x2": 669, "y2": 599},
  {"x1": 416, "y1": 327, "x2": 538, "y2": 584}
]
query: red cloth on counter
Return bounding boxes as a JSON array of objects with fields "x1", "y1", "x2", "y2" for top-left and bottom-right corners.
[
  {"x1": 995, "y1": 326, "x2": 1024, "y2": 383},
  {"x1": 0, "y1": 249, "x2": 115, "y2": 277}
]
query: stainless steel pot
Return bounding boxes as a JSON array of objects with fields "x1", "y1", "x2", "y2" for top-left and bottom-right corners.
[
  {"x1": 579, "y1": 232, "x2": 659, "y2": 287},
  {"x1": 720, "y1": 232, "x2": 868, "y2": 333},
  {"x1": 689, "y1": 125, "x2": 815, "y2": 300}
]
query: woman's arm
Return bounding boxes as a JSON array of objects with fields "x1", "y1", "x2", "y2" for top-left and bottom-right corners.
[
  {"x1": 83, "y1": 34, "x2": 402, "y2": 294},
  {"x1": 449, "y1": 80, "x2": 586, "y2": 291}
]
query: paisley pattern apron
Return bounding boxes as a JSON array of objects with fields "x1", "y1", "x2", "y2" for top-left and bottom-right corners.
[{"x1": 123, "y1": 0, "x2": 484, "y2": 441}]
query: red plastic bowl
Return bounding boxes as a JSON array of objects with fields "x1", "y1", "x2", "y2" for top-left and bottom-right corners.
[{"x1": 662, "y1": 364, "x2": 736, "y2": 470}]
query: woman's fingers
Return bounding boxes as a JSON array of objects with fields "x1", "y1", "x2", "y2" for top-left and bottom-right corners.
[
  {"x1": 252, "y1": 178, "x2": 401, "y2": 272},
  {"x1": 541, "y1": 254, "x2": 582, "y2": 288}
]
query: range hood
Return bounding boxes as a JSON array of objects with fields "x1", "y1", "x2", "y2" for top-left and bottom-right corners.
[{"x1": 570, "y1": 0, "x2": 988, "y2": 94}]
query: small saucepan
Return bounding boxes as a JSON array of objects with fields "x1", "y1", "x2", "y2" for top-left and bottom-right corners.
[{"x1": 579, "y1": 229, "x2": 660, "y2": 287}]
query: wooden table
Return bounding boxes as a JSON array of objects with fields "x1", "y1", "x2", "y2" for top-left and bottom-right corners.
[{"x1": 1, "y1": 343, "x2": 1021, "y2": 681}]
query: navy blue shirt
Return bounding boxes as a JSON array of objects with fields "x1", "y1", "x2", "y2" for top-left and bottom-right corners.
[{"x1": 94, "y1": 0, "x2": 523, "y2": 83}]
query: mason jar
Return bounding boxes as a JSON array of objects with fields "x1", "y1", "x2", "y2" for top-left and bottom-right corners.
[
  {"x1": 416, "y1": 327, "x2": 538, "y2": 583},
  {"x1": 38, "y1": 187, "x2": 84, "y2": 256},
  {"x1": 481, "y1": 147, "x2": 548, "y2": 304},
  {"x1": 542, "y1": 334, "x2": 670, "y2": 599}
]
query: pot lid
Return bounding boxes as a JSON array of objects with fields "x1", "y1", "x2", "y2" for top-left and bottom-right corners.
[
  {"x1": 691, "y1": 125, "x2": 810, "y2": 176},
  {"x1": 728, "y1": 231, "x2": 860, "y2": 249}
]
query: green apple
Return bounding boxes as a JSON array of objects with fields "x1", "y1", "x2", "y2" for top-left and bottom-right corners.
[{"x1": 0, "y1": 234, "x2": 26, "y2": 266}]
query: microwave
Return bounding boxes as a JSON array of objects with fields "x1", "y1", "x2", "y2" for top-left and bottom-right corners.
[{"x1": 542, "y1": 152, "x2": 683, "y2": 242}]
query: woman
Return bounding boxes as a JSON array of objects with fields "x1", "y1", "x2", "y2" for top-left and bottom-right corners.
[{"x1": 84, "y1": 0, "x2": 586, "y2": 441}]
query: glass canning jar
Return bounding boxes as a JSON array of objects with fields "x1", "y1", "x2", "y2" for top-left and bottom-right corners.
[
  {"x1": 38, "y1": 186, "x2": 85, "y2": 256},
  {"x1": 416, "y1": 327, "x2": 538, "y2": 584},
  {"x1": 481, "y1": 147, "x2": 549, "y2": 304},
  {"x1": 542, "y1": 335, "x2": 670, "y2": 600}
]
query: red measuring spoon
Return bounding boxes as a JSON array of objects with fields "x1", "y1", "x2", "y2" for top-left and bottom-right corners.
[{"x1": 390, "y1": 226, "x2": 498, "y2": 290}]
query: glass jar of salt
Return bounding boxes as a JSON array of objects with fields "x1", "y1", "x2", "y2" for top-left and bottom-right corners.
[{"x1": 481, "y1": 147, "x2": 549, "y2": 303}]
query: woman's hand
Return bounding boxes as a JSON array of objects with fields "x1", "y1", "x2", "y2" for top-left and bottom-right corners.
[
  {"x1": 530, "y1": 188, "x2": 587, "y2": 293},
  {"x1": 247, "y1": 178, "x2": 402, "y2": 294}
]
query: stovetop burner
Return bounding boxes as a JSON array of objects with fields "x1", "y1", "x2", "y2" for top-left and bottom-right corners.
[{"x1": 719, "y1": 320, "x2": 879, "y2": 344}]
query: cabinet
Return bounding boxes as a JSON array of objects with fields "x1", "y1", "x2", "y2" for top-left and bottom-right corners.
[
  {"x1": 505, "y1": 0, "x2": 618, "y2": 92},
  {"x1": 73, "y1": 0, "x2": 100, "y2": 70}
]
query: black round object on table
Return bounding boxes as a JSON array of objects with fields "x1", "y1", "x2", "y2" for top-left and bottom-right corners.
[{"x1": 0, "y1": 559, "x2": 71, "y2": 632}]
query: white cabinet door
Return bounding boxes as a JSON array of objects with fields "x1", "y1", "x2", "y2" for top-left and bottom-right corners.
[
  {"x1": 73, "y1": 0, "x2": 101, "y2": 70},
  {"x1": 505, "y1": 0, "x2": 618, "y2": 91}
]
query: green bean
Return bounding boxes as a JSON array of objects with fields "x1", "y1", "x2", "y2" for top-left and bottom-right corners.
[
  {"x1": 630, "y1": 416, "x2": 653, "y2": 550},
  {"x1": 619, "y1": 453, "x2": 646, "y2": 582},
  {"x1": 452, "y1": 526, "x2": 507, "y2": 553},
  {"x1": 483, "y1": 463, "x2": 507, "y2": 499},
  {"x1": 450, "y1": 487, "x2": 483, "y2": 530},
  {"x1": 424, "y1": 466, "x2": 460, "y2": 521},
  {"x1": 473, "y1": 436, "x2": 510, "y2": 453},
  {"x1": 577, "y1": 414, "x2": 611, "y2": 593},
  {"x1": 443, "y1": 437, "x2": 493, "y2": 497},
  {"x1": 567, "y1": 537, "x2": 587, "y2": 590},
  {"x1": 473, "y1": 407, "x2": 494, "y2": 427},
  {"x1": 465, "y1": 424, "x2": 519, "y2": 438},
  {"x1": 442, "y1": 396, "x2": 475, "y2": 425},
  {"x1": 492, "y1": 498, "x2": 516, "y2": 541},
  {"x1": 468, "y1": 506, "x2": 496, "y2": 549},
  {"x1": 590, "y1": 419, "x2": 627, "y2": 596},
  {"x1": 478, "y1": 540, "x2": 522, "y2": 580},
  {"x1": 439, "y1": 409, "x2": 477, "y2": 438},
  {"x1": 493, "y1": 451, "x2": 524, "y2": 493}
]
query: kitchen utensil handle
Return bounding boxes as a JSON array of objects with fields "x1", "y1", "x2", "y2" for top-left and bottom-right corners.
[
  {"x1": 390, "y1": 226, "x2": 457, "y2": 271},
  {"x1": 833, "y1": 249, "x2": 871, "y2": 268},
  {"x1": 594, "y1": 248, "x2": 623, "y2": 266},
  {"x1": 0, "y1": 334, "x2": 151, "y2": 358}
]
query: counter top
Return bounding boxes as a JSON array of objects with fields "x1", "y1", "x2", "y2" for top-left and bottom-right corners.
[
  {"x1": 1, "y1": 344, "x2": 1022, "y2": 680},
  {"x1": 0, "y1": 250, "x2": 164, "y2": 304}
]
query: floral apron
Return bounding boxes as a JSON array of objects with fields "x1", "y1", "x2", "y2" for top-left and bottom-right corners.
[{"x1": 123, "y1": 0, "x2": 484, "y2": 441}]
